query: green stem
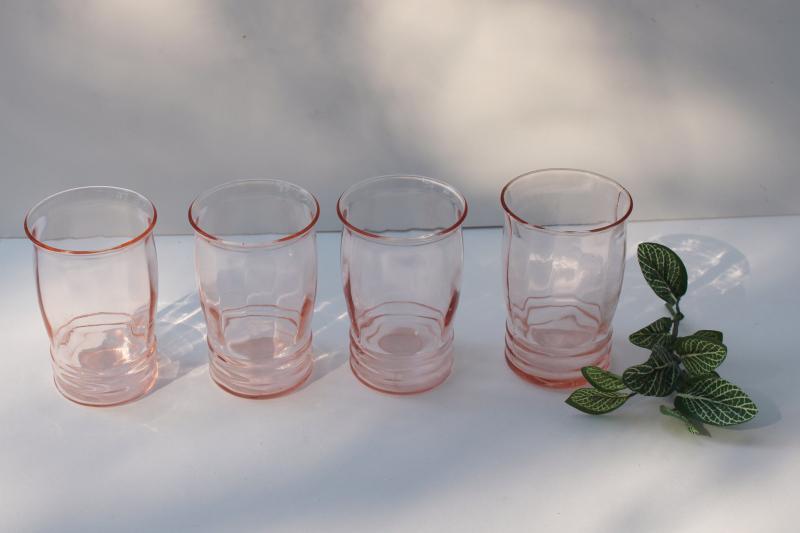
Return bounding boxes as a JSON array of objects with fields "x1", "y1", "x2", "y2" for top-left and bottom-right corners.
[{"x1": 670, "y1": 301, "x2": 682, "y2": 341}]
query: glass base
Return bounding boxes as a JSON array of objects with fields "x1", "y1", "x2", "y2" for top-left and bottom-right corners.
[
  {"x1": 504, "y1": 327, "x2": 612, "y2": 388},
  {"x1": 52, "y1": 345, "x2": 158, "y2": 407},
  {"x1": 348, "y1": 329, "x2": 453, "y2": 394},
  {"x1": 208, "y1": 336, "x2": 313, "y2": 398}
]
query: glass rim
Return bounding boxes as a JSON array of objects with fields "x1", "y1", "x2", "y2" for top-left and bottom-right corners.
[
  {"x1": 500, "y1": 168, "x2": 633, "y2": 234},
  {"x1": 23, "y1": 185, "x2": 158, "y2": 255},
  {"x1": 188, "y1": 178, "x2": 320, "y2": 248},
  {"x1": 336, "y1": 174, "x2": 468, "y2": 243}
]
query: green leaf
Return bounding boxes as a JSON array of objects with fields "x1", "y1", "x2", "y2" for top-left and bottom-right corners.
[
  {"x1": 692, "y1": 330, "x2": 723, "y2": 343},
  {"x1": 566, "y1": 388, "x2": 630, "y2": 415},
  {"x1": 660, "y1": 405, "x2": 706, "y2": 435},
  {"x1": 629, "y1": 317, "x2": 673, "y2": 349},
  {"x1": 581, "y1": 366, "x2": 626, "y2": 392},
  {"x1": 637, "y1": 242, "x2": 688, "y2": 305},
  {"x1": 675, "y1": 336, "x2": 727, "y2": 376},
  {"x1": 622, "y1": 345, "x2": 680, "y2": 397},
  {"x1": 678, "y1": 370, "x2": 720, "y2": 391},
  {"x1": 675, "y1": 377, "x2": 758, "y2": 426}
]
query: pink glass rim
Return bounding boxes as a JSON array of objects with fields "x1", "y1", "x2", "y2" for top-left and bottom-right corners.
[
  {"x1": 23, "y1": 185, "x2": 158, "y2": 255},
  {"x1": 188, "y1": 179, "x2": 320, "y2": 248},
  {"x1": 500, "y1": 168, "x2": 633, "y2": 235},
  {"x1": 336, "y1": 174, "x2": 468, "y2": 243}
]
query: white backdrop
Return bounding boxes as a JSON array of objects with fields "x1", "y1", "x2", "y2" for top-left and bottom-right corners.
[{"x1": 1, "y1": 0, "x2": 798, "y2": 236}]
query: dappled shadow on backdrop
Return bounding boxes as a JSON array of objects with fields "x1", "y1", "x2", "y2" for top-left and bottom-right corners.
[{"x1": 1, "y1": 1, "x2": 798, "y2": 236}]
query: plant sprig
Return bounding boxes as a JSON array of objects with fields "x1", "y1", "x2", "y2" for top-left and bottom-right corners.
[{"x1": 566, "y1": 242, "x2": 758, "y2": 435}]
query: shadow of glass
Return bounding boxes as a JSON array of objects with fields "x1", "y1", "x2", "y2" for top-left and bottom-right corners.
[
  {"x1": 150, "y1": 294, "x2": 351, "y2": 396},
  {"x1": 617, "y1": 233, "x2": 750, "y2": 369},
  {"x1": 622, "y1": 233, "x2": 779, "y2": 429},
  {"x1": 304, "y1": 300, "x2": 350, "y2": 386},
  {"x1": 661, "y1": 233, "x2": 750, "y2": 296},
  {"x1": 151, "y1": 292, "x2": 208, "y2": 392},
  {"x1": 307, "y1": 347, "x2": 347, "y2": 384},
  {"x1": 623, "y1": 233, "x2": 750, "y2": 318}
]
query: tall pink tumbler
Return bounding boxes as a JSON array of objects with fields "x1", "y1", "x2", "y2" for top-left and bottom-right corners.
[
  {"x1": 189, "y1": 179, "x2": 318, "y2": 398},
  {"x1": 501, "y1": 169, "x2": 633, "y2": 387},
  {"x1": 24, "y1": 186, "x2": 159, "y2": 406},
  {"x1": 338, "y1": 175, "x2": 467, "y2": 394}
]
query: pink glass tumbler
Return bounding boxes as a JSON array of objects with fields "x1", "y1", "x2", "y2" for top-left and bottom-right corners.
[
  {"x1": 338, "y1": 175, "x2": 467, "y2": 394},
  {"x1": 501, "y1": 169, "x2": 633, "y2": 387},
  {"x1": 24, "y1": 186, "x2": 159, "y2": 406},
  {"x1": 189, "y1": 179, "x2": 318, "y2": 398}
]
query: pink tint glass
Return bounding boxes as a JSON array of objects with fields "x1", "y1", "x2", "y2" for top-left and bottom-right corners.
[
  {"x1": 24, "y1": 186, "x2": 159, "y2": 406},
  {"x1": 189, "y1": 179, "x2": 318, "y2": 398},
  {"x1": 501, "y1": 169, "x2": 633, "y2": 387},
  {"x1": 338, "y1": 175, "x2": 467, "y2": 394}
]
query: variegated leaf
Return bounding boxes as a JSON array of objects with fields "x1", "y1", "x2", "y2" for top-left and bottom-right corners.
[
  {"x1": 692, "y1": 330, "x2": 723, "y2": 343},
  {"x1": 659, "y1": 405, "x2": 706, "y2": 435},
  {"x1": 675, "y1": 377, "x2": 758, "y2": 426},
  {"x1": 675, "y1": 336, "x2": 727, "y2": 376},
  {"x1": 637, "y1": 242, "x2": 688, "y2": 305},
  {"x1": 566, "y1": 388, "x2": 630, "y2": 415},
  {"x1": 581, "y1": 366, "x2": 626, "y2": 392},
  {"x1": 629, "y1": 317, "x2": 673, "y2": 349},
  {"x1": 678, "y1": 370, "x2": 721, "y2": 391},
  {"x1": 622, "y1": 345, "x2": 680, "y2": 397}
]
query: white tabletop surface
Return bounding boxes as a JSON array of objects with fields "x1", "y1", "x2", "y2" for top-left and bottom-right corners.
[{"x1": 1, "y1": 216, "x2": 797, "y2": 533}]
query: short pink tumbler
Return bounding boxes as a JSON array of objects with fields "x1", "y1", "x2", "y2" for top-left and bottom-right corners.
[
  {"x1": 338, "y1": 175, "x2": 467, "y2": 394},
  {"x1": 189, "y1": 180, "x2": 318, "y2": 398},
  {"x1": 24, "y1": 186, "x2": 159, "y2": 406},
  {"x1": 501, "y1": 169, "x2": 632, "y2": 387}
]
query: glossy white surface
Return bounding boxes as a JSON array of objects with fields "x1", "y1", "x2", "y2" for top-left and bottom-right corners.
[{"x1": 1, "y1": 217, "x2": 797, "y2": 532}]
